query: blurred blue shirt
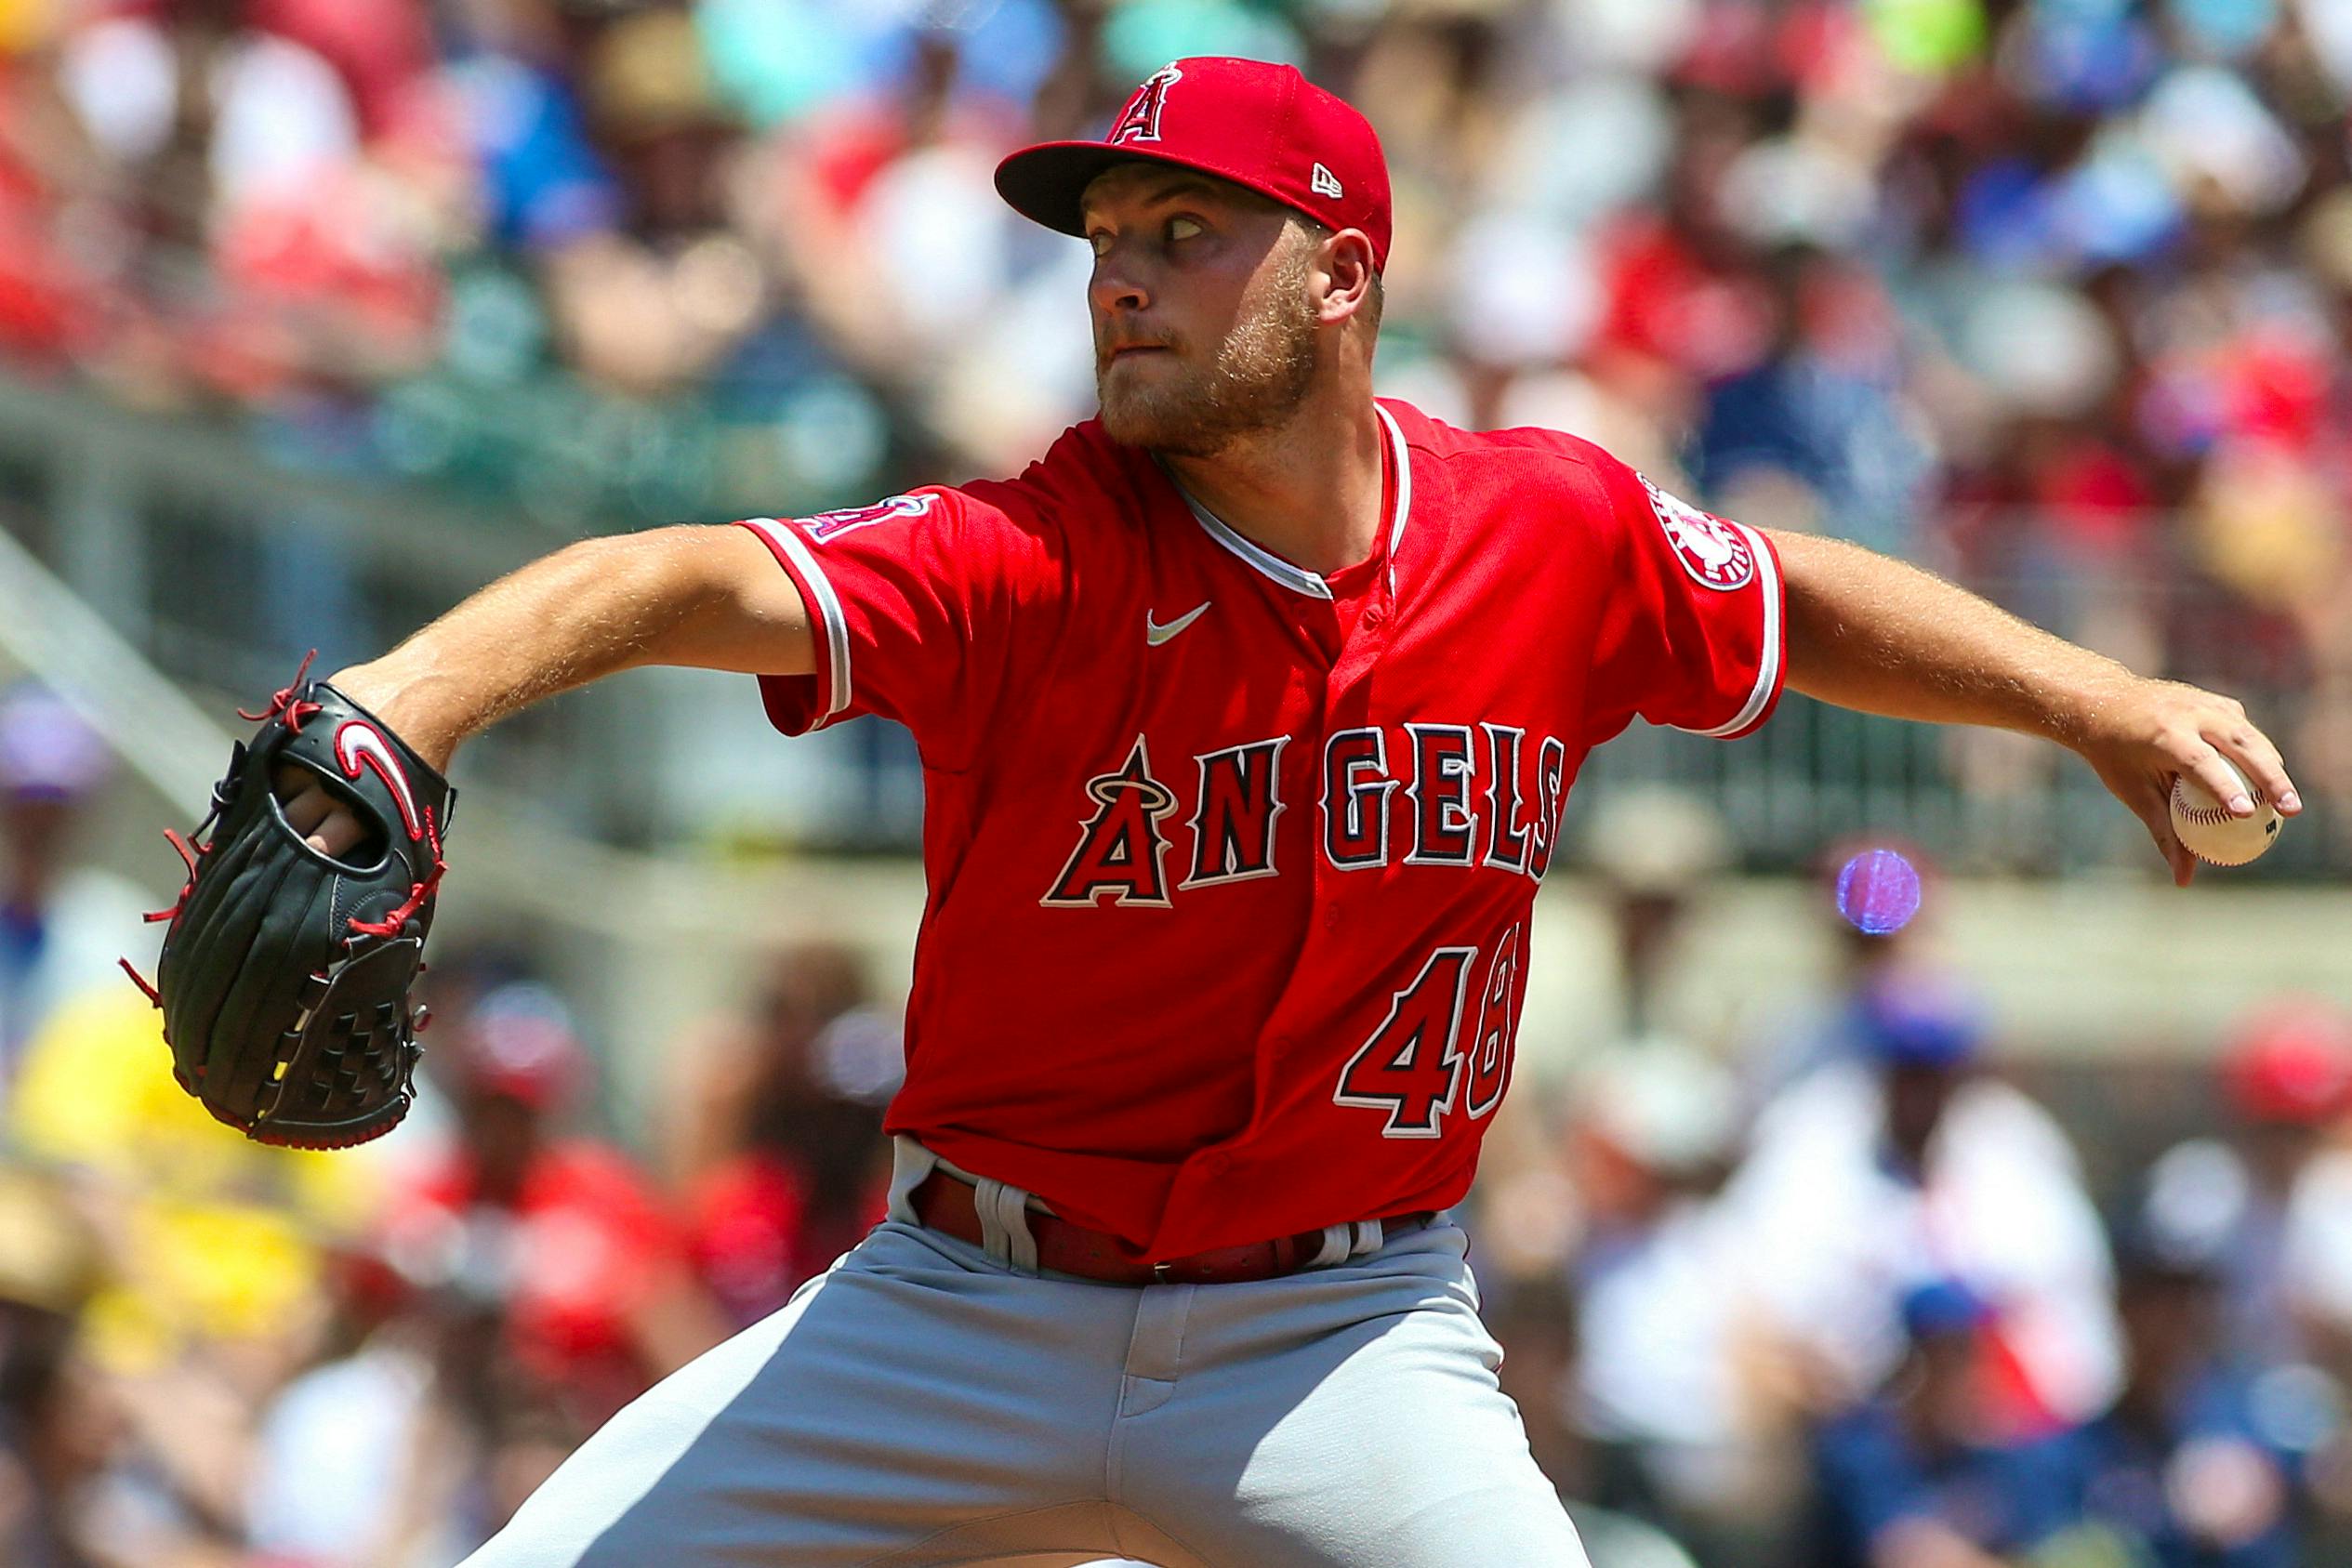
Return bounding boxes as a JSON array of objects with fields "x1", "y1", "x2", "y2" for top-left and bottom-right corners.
[
  {"x1": 2074, "y1": 1365, "x2": 2304, "y2": 1568},
  {"x1": 1812, "y1": 1402, "x2": 2084, "y2": 1566}
]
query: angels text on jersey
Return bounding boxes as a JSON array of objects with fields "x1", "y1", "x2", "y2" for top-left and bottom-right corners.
[{"x1": 1042, "y1": 720, "x2": 1570, "y2": 908}]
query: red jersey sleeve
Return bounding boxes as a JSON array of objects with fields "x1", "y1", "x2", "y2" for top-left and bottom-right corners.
[
  {"x1": 1579, "y1": 453, "x2": 1786, "y2": 746},
  {"x1": 735, "y1": 487, "x2": 1065, "y2": 769}
]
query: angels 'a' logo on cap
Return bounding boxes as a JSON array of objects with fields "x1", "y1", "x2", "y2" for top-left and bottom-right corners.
[
  {"x1": 1311, "y1": 163, "x2": 1343, "y2": 199},
  {"x1": 1108, "y1": 63, "x2": 1183, "y2": 144},
  {"x1": 1641, "y1": 478, "x2": 1756, "y2": 591}
]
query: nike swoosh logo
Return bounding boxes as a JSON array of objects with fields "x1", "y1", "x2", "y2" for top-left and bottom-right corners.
[
  {"x1": 1146, "y1": 601, "x2": 1210, "y2": 646},
  {"x1": 334, "y1": 721, "x2": 425, "y2": 841}
]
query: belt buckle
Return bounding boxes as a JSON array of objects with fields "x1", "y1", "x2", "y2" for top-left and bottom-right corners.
[{"x1": 1152, "y1": 1259, "x2": 1173, "y2": 1284}]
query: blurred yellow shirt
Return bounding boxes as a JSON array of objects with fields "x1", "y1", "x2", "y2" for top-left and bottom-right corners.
[{"x1": 7, "y1": 986, "x2": 379, "y2": 1359}]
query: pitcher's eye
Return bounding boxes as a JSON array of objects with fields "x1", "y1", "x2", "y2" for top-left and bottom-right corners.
[
  {"x1": 1087, "y1": 231, "x2": 1111, "y2": 257},
  {"x1": 1169, "y1": 216, "x2": 1203, "y2": 242}
]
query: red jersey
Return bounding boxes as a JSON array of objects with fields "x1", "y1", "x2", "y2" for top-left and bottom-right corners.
[
  {"x1": 739, "y1": 399, "x2": 1784, "y2": 1259},
  {"x1": 390, "y1": 1141, "x2": 686, "y2": 1417}
]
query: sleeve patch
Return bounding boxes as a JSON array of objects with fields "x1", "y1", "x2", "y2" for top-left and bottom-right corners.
[
  {"x1": 1640, "y1": 477, "x2": 1756, "y2": 591},
  {"x1": 801, "y1": 492, "x2": 938, "y2": 545}
]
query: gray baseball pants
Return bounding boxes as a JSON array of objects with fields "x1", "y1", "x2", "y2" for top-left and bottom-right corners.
[{"x1": 459, "y1": 1138, "x2": 1589, "y2": 1567}]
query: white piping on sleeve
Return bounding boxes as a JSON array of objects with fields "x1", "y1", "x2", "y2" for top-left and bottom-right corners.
[
  {"x1": 748, "y1": 518, "x2": 852, "y2": 725},
  {"x1": 1676, "y1": 520, "x2": 1783, "y2": 740}
]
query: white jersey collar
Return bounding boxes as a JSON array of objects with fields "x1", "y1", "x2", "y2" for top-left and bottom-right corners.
[{"x1": 1167, "y1": 403, "x2": 1413, "y2": 601}]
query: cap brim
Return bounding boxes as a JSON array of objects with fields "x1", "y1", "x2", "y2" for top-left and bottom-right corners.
[{"x1": 995, "y1": 140, "x2": 1250, "y2": 239}]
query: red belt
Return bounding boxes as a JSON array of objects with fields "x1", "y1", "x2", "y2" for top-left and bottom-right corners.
[{"x1": 910, "y1": 1170, "x2": 1433, "y2": 1286}]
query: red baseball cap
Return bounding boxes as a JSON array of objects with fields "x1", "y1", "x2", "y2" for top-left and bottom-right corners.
[
  {"x1": 996, "y1": 57, "x2": 1393, "y2": 271},
  {"x1": 2224, "y1": 999, "x2": 2352, "y2": 1124},
  {"x1": 456, "y1": 982, "x2": 585, "y2": 1111}
]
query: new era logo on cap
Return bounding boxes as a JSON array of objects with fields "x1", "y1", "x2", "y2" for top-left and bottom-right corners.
[{"x1": 994, "y1": 56, "x2": 1394, "y2": 271}]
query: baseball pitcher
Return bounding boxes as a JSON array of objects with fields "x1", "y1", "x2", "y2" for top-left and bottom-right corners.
[{"x1": 140, "y1": 57, "x2": 2301, "y2": 1568}]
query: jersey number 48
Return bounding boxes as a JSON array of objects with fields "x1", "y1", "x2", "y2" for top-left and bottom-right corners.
[{"x1": 1331, "y1": 923, "x2": 1524, "y2": 1138}]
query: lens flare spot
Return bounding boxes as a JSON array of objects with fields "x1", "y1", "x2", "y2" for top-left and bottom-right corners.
[{"x1": 1837, "y1": 848, "x2": 1922, "y2": 936}]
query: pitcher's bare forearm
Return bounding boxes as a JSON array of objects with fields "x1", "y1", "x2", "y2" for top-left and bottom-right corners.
[
  {"x1": 1768, "y1": 529, "x2": 2141, "y2": 742},
  {"x1": 1764, "y1": 527, "x2": 2300, "y2": 885},
  {"x1": 333, "y1": 525, "x2": 812, "y2": 771}
]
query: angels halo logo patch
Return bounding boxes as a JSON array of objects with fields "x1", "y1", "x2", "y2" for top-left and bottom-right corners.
[
  {"x1": 801, "y1": 493, "x2": 936, "y2": 544},
  {"x1": 1640, "y1": 478, "x2": 1755, "y2": 591}
]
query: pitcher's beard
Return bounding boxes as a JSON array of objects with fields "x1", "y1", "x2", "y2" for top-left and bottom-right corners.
[{"x1": 1095, "y1": 269, "x2": 1321, "y2": 458}]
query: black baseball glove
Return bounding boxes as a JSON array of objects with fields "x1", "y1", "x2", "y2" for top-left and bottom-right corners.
[{"x1": 124, "y1": 659, "x2": 454, "y2": 1149}]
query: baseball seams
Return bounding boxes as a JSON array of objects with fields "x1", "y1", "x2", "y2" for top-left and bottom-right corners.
[{"x1": 2170, "y1": 783, "x2": 2261, "y2": 827}]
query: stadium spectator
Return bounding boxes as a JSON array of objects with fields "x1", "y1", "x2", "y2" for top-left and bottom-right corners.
[
  {"x1": 0, "y1": 682, "x2": 139, "y2": 1108},
  {"x1": 1561, "y1": 1040, "x2": 1799, "y2": 1564},
  {"x1": 2142, "y1": 997, "x2": 2352, "y2": 1369},
  {"x1": 2070, "y1": 1205, "x2": 2319, "y2": 1568},
  {"x1": 244, "y1": 1236, "x2": 595, "y2": 1564},
  {"x1": 0, "y1": 1160, "x2": 278, "y2": 1565},
  {"x1": 0, "y1": 1167, "x2": 106, "y2": 1566},
  {"x1": 243, "y1": 1247, "x2": 468, "y2": 1568},
  {"x1": 382, "y1": 981, "x2": 726, "y2": 1428},
  {"x1": 671, "y1": 941, "x2": 897, "y2": 1324},
  {"x1": 1809, "y1": 1278, "x2": 2089, "y2": 1568},
  {"x1": 1721, "y1": 968, "x2": 2121, "y2": 1429}
]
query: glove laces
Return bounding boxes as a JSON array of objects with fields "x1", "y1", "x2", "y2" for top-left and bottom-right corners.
[
  {"x1": 237, "y1": 648, "x2": 324, "y2": 732},
  {"x1": 347, "y1": 805, "x2": 446, "y2": 941}
]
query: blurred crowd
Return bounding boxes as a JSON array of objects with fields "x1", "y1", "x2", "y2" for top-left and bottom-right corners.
[
  {"x1": 1480, "y1": 807, "x2": 2352, "y2": 1568},
  {"x1": 0, "y1": 3, "x2": 2348, "y2": 1562},
  {"x1": 4, "y1": 0, "x2": 2352, "y2": 816},
  {"x1": 0, "y1": 681, "x2": 905, "y2": 1565},
  {"x1": 6, "y1": 672, "x2": 2352, "y2": 1568}
]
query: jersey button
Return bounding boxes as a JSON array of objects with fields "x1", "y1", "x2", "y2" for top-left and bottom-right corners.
[
  {"x1": 1323, "y1": 908, "x2": 1341, "y2": 930},
  {"x1": 1203, "y1": 1152, "x2": 1231, "y2": 1175}
]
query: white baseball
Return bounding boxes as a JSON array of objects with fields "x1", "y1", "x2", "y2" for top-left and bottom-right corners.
[{"x1": 2169, "y1": 758, "x2": 2282, "y2": 866}]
